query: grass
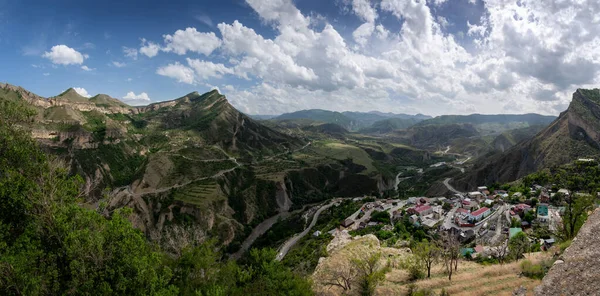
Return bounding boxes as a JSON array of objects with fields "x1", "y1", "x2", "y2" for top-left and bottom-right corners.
[
  {"x1": 378, "y1": 252, "x2": 549, "y2": 296},
  {"x1": 44, "y1": 106, "x2": 85, "y2": 122},
  {"x1": 310, "y1": 141, "x2": 375, "y2": 173}
]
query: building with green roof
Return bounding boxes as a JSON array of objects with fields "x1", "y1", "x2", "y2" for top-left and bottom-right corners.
[{"x1": 509, "y1": 228, "x2": 523, "y2": 239}]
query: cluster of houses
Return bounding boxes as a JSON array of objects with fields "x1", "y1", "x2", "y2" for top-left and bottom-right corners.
[{"x1": 335, "y1": 183, "x2": 570, "y2": 254}]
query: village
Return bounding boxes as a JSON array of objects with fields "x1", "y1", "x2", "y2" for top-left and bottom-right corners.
[{"x1": 325, "y1": 183, "x2": 567, "y2": 259}]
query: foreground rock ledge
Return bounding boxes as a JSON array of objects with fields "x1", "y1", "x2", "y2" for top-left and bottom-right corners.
[{"x1": 535, "y1": 208, "x2": 600, "y2": 295}]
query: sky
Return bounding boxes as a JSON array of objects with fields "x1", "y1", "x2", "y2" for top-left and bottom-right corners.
[{"x1": 1, "y1": 0, "x2": 600, "y2": 116}]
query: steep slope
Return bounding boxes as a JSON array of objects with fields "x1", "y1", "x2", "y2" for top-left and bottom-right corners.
[
  {"x1": 388, "y1": 123, "x2": 481, "y2": 151},
  {"x1": 54, "y1": 88, "x2": 89, "y2": 102},
  {"x1": 535, "y1": 208, "x2": 600, "y2": 295},
  {"x1": 454, "y1": 89, "x2": 600, "y2": 189},
  {"x1": 138, "y1": 90, "x2": 304, "y2": 159},
  {"x1": 3, "y1": 83, "x2": 374, "y2": 253},
  {"x1": 491, "y1": 125, "x2": 546, "y2": 152}
]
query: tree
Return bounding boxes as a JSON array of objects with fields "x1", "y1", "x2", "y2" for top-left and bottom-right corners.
[
  {"x1": 0, "y1": 99, "x2": 315, "y2": 296},
  {"x1": 509, "y1": 232, "x2": 530, "y2": 261},
  {"x1": 442, "y1": 202, "x2": 452, "y2": 212},
  {"x1": 370, "y1": 211, "x2": 391, "y2": 224},
  {"x1": 562, "y1": 193, "x2": 594, "y2": 239},
  {"x1": 400, "y1": 254, "x2": 425, "y2": 280},
  {"x1": 321, "y1": 260, "x2": 357, "y2": 292},
  {"x1": 351, "y1": 252, "x2": 390, "y2": 296},
  {"x1": 413, "y1": 239, "x2": 440, "y2": 279},
  {"x1": 438, "y1": 234, "x2": 460, "y2": 281},
  {"x1": 511, "y1": 217, "x2": 521, "y2": 228},
  {"x1": 491, "y1": 241, "x2": 510, "y2": 265},
  {"x1": 524, "y1": 211, "x2": 535, "y2": 223},
  {"x1": 241, "y1": 248, "x2": 313, "y2": 296}
]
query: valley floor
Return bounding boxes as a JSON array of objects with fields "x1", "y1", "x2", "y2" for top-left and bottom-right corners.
[{"x1": 379, "y1": 252, "x2": 547, "y2": 296}]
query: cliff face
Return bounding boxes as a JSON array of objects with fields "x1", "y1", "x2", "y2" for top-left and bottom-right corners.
[
  {"x1": 535, "y1": 208, "x2": 600, "y2": 295},
  {"x1": 454, "y1": 89, "x2": 600, "y2": 190}
]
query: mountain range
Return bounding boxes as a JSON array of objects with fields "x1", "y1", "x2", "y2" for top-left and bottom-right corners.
[
  {"x1": 0, "y1": 82, "x2": 438, "y2": 253},
  {"x1": 454, "y1": 88, "x2": 600, "y2": 190},
  {"x1": 272, "y1": 109, "x2": 432, "y2": 131},
  {"x1": 5, "y1": 81, "x2": 600, "y2": 260}
]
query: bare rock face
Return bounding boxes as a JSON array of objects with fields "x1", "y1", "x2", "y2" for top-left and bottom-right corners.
[
  {"x1": 512, "y1": 286, "x2": 527, "y2": 296},
  {"x1": 535, "y1": 208, "x2": 600, "y2": 295}
]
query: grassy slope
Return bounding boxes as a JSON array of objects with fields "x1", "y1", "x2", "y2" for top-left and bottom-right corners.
[
  {"x1": 378, "y1": 252, "x2": 549, "y2": 296},
  {"x1": 310, "y1": 140, "x2": 376, "y2": 173}
]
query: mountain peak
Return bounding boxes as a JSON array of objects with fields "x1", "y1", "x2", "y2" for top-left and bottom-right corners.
[
  {"x1": 90, "y1": 94, "x2": 130, "y2": 108},
  {"x1": 56, "y1": 88, "x2": 88, "y2": 103}
]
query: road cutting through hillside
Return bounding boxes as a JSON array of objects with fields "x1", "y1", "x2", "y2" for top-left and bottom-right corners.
[{"x1": 275, "y1": 199, "x2": 339, "y2": 261}]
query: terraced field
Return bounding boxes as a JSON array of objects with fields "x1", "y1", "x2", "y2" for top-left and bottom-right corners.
[
  {"x1": 378, "y1": 253, "x2": 548, "y2": 296},
  {"x1": 172, "y1": 179, "x2": 222, "y2": 206}
]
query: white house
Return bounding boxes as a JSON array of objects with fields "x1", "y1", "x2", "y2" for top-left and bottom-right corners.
[
  {"x1": 469, "y1": 207, "x2": 491, "y2": 221},
  {"x1": 468, "y1": 191, "x2": 484, "y2": 199}
]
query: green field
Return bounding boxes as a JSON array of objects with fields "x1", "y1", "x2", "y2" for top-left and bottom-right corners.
[{"x1": 310, "y1": 141, "x2": 376, "y2": 173}]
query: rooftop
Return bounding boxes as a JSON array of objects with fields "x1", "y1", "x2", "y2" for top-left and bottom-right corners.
[
  {"x1": 471, "y1": 207, "x2": 490, "y2": 216},
  {"x1": 412, "y1": 204, "x2": 432, "y2": 213},
  {"x1": 509, "y1": 227, "x2": 523, "y2": 239}
]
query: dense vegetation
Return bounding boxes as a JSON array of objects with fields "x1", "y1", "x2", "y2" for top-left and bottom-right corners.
[{"x1": 0, "y1": 100, "x2": 312, "y2": 295}]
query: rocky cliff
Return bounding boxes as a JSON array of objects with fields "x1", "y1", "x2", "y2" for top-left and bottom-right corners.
[{"x1": 535, "y1": 208, "x2": 600, "y2": 295}]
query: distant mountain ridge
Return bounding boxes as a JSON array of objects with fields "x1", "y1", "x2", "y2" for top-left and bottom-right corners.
[
  {"x1": 454, "y1": 88, "x2": 600, "y2": 190},
  {"x1": 274, "y1": 109, "x2": 431, "y2": 131},
  {"x1": 417, "y1": 113, "x2": 555, "y2": 127}
]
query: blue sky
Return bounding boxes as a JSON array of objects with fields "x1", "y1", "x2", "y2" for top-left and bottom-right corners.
[{"x1": 1, "y1": 0, "x2": 598, "y2": 115}]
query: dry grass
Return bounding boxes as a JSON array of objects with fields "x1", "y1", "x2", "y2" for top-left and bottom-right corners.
[
  {"x1": 311, "y1": 232, "x2": 549, "y2": 296},
  {"x1": 377, "y1": 252, "x2": 548, "y2": 296}
]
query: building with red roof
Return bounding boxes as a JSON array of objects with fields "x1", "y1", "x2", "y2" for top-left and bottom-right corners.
[
  {"x1": 469, "y1": 207, "x2": 491, "y2": 221},
  {"x1": 407, "y1": 204, "x2": 432, "y2": 216}
]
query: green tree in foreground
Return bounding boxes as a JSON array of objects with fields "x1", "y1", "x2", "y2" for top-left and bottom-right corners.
[
  {"x1": 562, "y1": 193, "x2": 594, "y2": 240},
  {"x1": 0, "y1": 99, "x2": 313, "y2": 295},
  {"x1": 351, "y1": 252, "x2": 390, "y2": 296},
  {"x1": 413, "y1": 239, "x2": 440, "y2": 279},
  {"x1": 509, "y1": 232, "x2": 530, "y2": 261}
]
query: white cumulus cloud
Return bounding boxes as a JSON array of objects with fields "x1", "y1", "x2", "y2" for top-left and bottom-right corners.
[
  {"x1": 73, "y1": 87, "x2": 91, "y2": 98},
  {"x1": 42, "y1": 45, "x2": 86, "y2": 65},
  {"x1": 139, "y1": 38, "x2": 160, "y2": 57},
  {"x1": 156, "y1": 62, "x2": 196, "y2": 84},
  {"x1": 149, "y1": 0, "x2": 600, "y2": 116},
  {"x1": 162, "y1": 27, "x2": 221, "y2": 55},
  {"x1": 123, "y1": 91, "x2": 151, "y2": 104},
  {"x1": 81, "y1": 65, "x2": 94, "y2": 71},
  {"x1": 352, "y1": 0, "x2": 378, "y2": 23}
]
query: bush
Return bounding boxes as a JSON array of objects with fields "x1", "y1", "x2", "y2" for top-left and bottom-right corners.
[
  {"x1": 406, "y1": 284, "x2": 447, "y2": 296},
  {"x1": 520, "y1": 259, "x2": 554, "y2": 279},
  {"x1": 400, "y1": 255, "x2": 425, "y2": 280},
  {"x1": 371, "y1": 211, "x2": 391, "y2": 224},
  {"x1": 558, "y1": 240, "x2": 572, "y2": 253}
]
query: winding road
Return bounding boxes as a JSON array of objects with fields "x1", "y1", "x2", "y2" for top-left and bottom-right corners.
[
  {"x1": 230, "y1": 211, "x2": 292, "y2": 260},
  {"x1": 443, "y1": 178, "x2": 464, "y2": 195},
  {"x1": 275, "y1": 199, "x2": 338, "y2": 261}
]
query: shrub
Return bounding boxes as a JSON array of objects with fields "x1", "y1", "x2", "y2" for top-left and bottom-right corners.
[
  {"x1": 520, "y1": 259, "x2": 554, "y2": 279},
  {"x1": 400, "y1": 255, "x2": 425, "y2": 280}
]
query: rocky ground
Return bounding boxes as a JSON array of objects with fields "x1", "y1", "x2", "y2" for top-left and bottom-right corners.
[{"x1": 535, "y1": 208, "x2": 600, "y2": 295}]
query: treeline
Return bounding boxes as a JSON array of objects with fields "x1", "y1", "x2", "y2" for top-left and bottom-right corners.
[{"x1": 0, "y1": 100, "x2": 312, "y2": 295}]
